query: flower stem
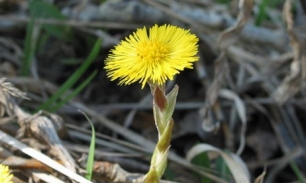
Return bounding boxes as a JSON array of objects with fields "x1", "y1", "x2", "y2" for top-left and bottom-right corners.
[{"x1": 143, "y1": 85, "x2": 178, "y2": 183}]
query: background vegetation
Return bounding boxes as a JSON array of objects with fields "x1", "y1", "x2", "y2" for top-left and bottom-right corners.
[{"x1": 0, "y1": 0, "x2": 305, "y2": 182}]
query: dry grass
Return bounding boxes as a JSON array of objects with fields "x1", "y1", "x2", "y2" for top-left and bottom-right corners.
[{"x1": 0, "y1": 0, "x2": 306, "y2": 182}]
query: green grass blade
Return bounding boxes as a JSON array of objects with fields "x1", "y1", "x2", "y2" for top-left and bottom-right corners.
[
  {"x1": 29, "y1": 0, "x2": 66, "y2": 19},
  {"x1": 216, "y1": 0, "x2": 231, "y2": 4},
  {"x1": 36, "y1": 32, "x2": 50, "y2": 53},
  {"x1": 290, "y1": 162, "x2": 306, "y2": 183},
  {"x1": 191, "y1": 151, "x2": 212, "y2": 183},
  {"x1": 50, "y1": 70, "x2": 97, "y2": 112},
  {"x1": 79, "y1": 111, "x2": 96, "y2": 180},
  {"x1": 163, "y1": 168, "x2": 176, "y2": 181},
  {"x1": 29, "y1": 0, "x2": 72, "y2": 41},
  {"x1": 215, "y1": 156, "x2": 231, "y2": 182},
  {"x1": 38, "y1": 39, "x2": 101, "y2": 111},
  {"x1": 255, "y1": 0, "x2": 268, "y2": 26},
  {"x1": 21, "y1": 17, "x2": 37, "y2": 76}
]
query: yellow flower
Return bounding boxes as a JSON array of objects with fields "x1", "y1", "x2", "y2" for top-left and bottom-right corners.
[
  {"x1": 104, "y1": 24, "x2": 199, "y2": 88},
  {"x1": 0, "y1": 164, "x2": 13, "y2": 183}
]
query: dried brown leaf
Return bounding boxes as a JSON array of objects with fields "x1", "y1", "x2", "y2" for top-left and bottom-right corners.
[
  {"x1": 0, "y1": 78, "x2": 28, "y2": 100},
  {"x1": 200, "y1": 53, "x2": 228, "y2": 132},
  {"x1": 219, "y1": 89, "x2": 247, "y2": 155},
  {"x1": 217, "y1": 0, "x2": 254, "y2": 49},
  {"x1": 201, "y1": 0, "x2": 254, "y2": 132},
  {"x1": 273, "y1": 0, "x2": 306, "y2": 104}
]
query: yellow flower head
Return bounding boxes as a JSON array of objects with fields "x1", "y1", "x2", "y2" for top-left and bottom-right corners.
[
  {"x1": 0, "y1": 164, "x2": 13, "y2": 183},
  {"x1": 104, "y1": 24, "x2": 199, "y2": 88}
]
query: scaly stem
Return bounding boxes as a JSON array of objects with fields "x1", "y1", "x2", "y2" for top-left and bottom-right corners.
[{"x1": 143, "y1": 85, "x2": 178, "y2": 183}]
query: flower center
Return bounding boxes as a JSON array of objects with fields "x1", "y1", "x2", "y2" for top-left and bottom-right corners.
[{"x1": 137, "y1": 40, "x2": 169, "y2": 63}]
